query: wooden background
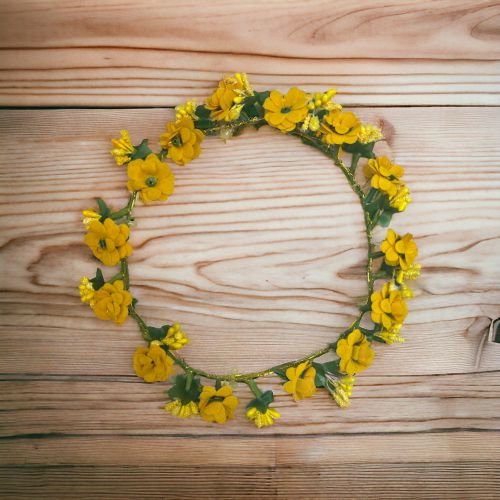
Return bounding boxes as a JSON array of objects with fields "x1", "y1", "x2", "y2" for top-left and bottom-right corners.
[{"x1": 1, "y1": 1, "x2": 500, "y2": 498}]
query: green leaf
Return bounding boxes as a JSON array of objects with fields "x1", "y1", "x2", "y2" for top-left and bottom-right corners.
[
  {"x1": 130, "y1": 139, "x2": 152, "y2": 161},
  {"x1": 195, "y1": 105, "x2": 211, "y2": 119},
  {"x1": 254, "y1": 90, "x2": 270, "y2": 105},
  {"x1": 96, "y1": 198, "x2": 111, "y2": 220},
  {"x1": 272, "y1": 367, "x2": 288, "y2": 380},
  {"x1": 194, "y1": 118, "x2": 213, "y2": 131},
  {"x1": 378, "y1": 210, "x2": 394, "y2": 227},
  {"x1": 89, "y1": 268, "x2": 105, "y2": 290},
  {"x1": 167, "y1": 374, "x2": 202, "y2": 405},
  {"x1": 313, "y1": 360, "x2": 340, "y2": 388},
  {"x1": 246, "y1": 390, "x2": 275, "y2": 413},
  {"x1": 147, "y1": 325, "x2": 168, "y2": 341},
  {"x1": 342, "y1": 141, "x2": 376, "y2": 159},
  {"x1": 131, "y1": 297, "x2": 139, "y2": 308}
]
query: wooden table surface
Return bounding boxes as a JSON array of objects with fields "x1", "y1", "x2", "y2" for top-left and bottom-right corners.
[{"x1": 1, "y1": 1, "x2": 500, "y2": 498}]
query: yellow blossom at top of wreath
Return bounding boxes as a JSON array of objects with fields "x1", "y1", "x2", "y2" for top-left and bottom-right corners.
[
  {"x1": 263, "y1": 88, "x2": 309, "y2": 133},
  {"x1": 246, "y1": 407, "x2": 281, "y2": 428},
  {"x1": 175, "y1": 100, "x2": 197, "y2": 121},
  {"x1": 357, "y1": 124, "x2": 383, "y2": 144},
  {"x1": 127, "y1": 153, "x2": 175, "y2": 203},
  {"x1": 92, "y1": 279, "x2": 132, "y2": 324},
  {"x1": 199, "y1": 385, "x2": 239, "y2": 424},
  {"x1": 283, "y1": 361, "x2": 316, "y2": 401},
  {"x1": 336, "y1": 329, "x2": 374, "y2": 375},
  {"x1": 381, "y1": 229, "x2": 418, "y2": 270},
  {"x1": 111, "y1": 130, "x2": 136, "y2": 166},
  {"x1": 364, "y1": 156, "x2": 404, "y2": 198},
  {"x1": 84, "y1": 218, "x2": 133, "y2": 267},
  {"x1": 133, "y1": 342, "x2": 174, "y2": 383},
  {"x1": 308, "y1": 89, "x2": 338, "y2": 111},
  {"x1": 159, "y1": 116, "x2": 204, "y2": 166},
  {"x1": 205, "y1": 73, "x2": 253, "y2": 122},
  {"x1": 371, "y1": 282, "x2": 408, "y2": 331},
  {"x1": 162, "y1": 323, "x2": 189, "y2": 350},
  {"x1": 319, "y1": 109, "x2": 361, "y2": 145}
]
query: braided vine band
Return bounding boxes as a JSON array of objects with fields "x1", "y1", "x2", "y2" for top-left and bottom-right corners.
[{"x1": 80, "y1": 74, "x2": 420, "y2": 428}]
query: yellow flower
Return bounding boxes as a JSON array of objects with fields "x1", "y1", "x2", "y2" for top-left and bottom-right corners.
[
  {"x1": 357, "y1": 124, "x2": 383, "y2": 144},
  {"x1": 377, "y1": 323, "x2": 405, "y2": 344},
  {"x1": 319, "y1": 110, "x2": 361, "y2": 145},
  {"x1": 199, "y1": 385, "x2": 239, "y2": 424},
  {"x1": 389, "y1": 184, "x2": 411, "y2": 212},
  {"x1": 283, "y1": 361, "x2": 316, "y2": 401},
  {"x1": 308, "y1": 89, "x2": 338, "y2": 110},
  {"x1": 84, "y1": 218, "x2": 133, "y2": 267},
  {"x1": 164, "y1": 400, "x2": 199, "y2": 418},
  {"x1": 263, "y1": 88, "x2": 309, "y2": 133},
  {"x1": 133, "y1": 343, "x2": 174, "y2": 383},
  {"x1": 371, "y1": 282, "x2": 408, "y2": 330},
  {"x1": 325, "y1": 373, "x2": 355, "y2": 408},
  {"x1": 92, "y1": 279, "x2": 132, "y2": 324},
  {"x1": 111, "y1": 130, "x2": 136, "y2": 165},
  {"x1": 159, "y1": 116, "x2": 204, "y2": 166},
  {"x1": 396, "y1": 263, "x2": 422, "y2": 284},
  {"x1": 162, "y1": 323, "x2": 189, "y2": 350},
  {"x1": 246, "y1": 407, "x2": 281, "y2": 428},
  {"x1": 127, "y1": 153, "x2": 175, "y2": 203},
  {"x1": 364, "y1": 156, "x2": 404, "y2": 197},
  {"x1": 79, "y1": 276, "x2": 95, "y2": 305},
  {"x1": 380, "y1": 229, "x2": 418, "y2": 270},
  {"x1": 82, "y1": 209, "x2": 101, "y2": 229},
  {"x1": 175, "y1": 100, "x2": 197, "y2": 121},
  {"x1": 205, "y1": 73, "x2": 252, "y2": 122},
  {"x1": 336, "y1": 329, "x2": 374, "y2": 375}
]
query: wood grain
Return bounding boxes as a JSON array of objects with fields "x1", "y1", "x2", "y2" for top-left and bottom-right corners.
[
  {"x1": 1, "y1": 106, "x2": 499, "y2": 498},
  {"x1": 1, "y1": 0, "x2": 500, "y2": 106}
]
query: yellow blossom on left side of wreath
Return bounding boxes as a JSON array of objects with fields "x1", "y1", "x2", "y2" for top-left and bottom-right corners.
[
  {"x1": 325, "y1": 373, "x2": 355, "y2": 408},
  {"x1": 162, "y1": 323, "x2": 189, "y2": 350},
  {"x1": 389, "y1": 184, "x2": 412, "y2": 212},
  {"x1": 127, "y1": 153, "x2": 175, "y2": 203},
  {"x1": 133, "y1": 342, "x2": 174, "y2": 383},
  {"x1": 111, "y1": 130, "x2": 136, "y2": 165},
  {"x1": 79, "y1": 276, "x2": 95, "y2": 305},
  {"x1": 263, "y1": 88, "x2": 309, "y2": 133},
  {"x1": 371, "y1": 282, "x2": 408, "y2": 331},
  {"x1": 283, "y1": 361, "x2": 316, "y2": 401},
  {"x1": 357, "y1": 124, "x2": 383, "y2": 144},
  {"x1": 380, "y1": 229, "x2": 418, "y2": 270},
  {"x1": 164, "y1": 400, "x2": 199, "y2": 418},
  {"x1": 319, "y1": 109, "x2": 361, "y2": 145},
  {"x1": 159, "y1": 116, "x2": 204, "y2": 166},
  {"x1": 92, "y1": 279, "x2": 132, "y2": 324},
  {"x1": 84, "y1": 218, "x2": 133, "y2": 267},
  {"x1": 199, "y1": 385, "x2": 239, "y2": 424},
  {"x1": 336, "y1": 330, "x2": 374, "y2": 376},
  {"x1": 246, "y1": 407, "x2": 281, "y2": 428},
  {"x1": 364, "y1": 156, "x2": 404, "y2": 198}
]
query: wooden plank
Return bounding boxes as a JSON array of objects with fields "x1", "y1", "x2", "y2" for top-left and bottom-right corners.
[
  {"x1": 0, "y1": 107, "x2": 499, "y2": 378},
  {"x1": 1, "y1": 0, "x2": 500, "y2": 106},
  {"x1": 0, "y1": 373, "x2": 499, "y2": 437},
  {"x1": 0, "y1": 462, "x2": 498, "y2": 500}
]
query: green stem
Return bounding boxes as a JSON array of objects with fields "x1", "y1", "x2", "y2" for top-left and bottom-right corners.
[
  {"x1": 246, "y1": 379, "x2": 262, "y2": 397},
  {"x1": 350, "y1": 152, "x2": 361, "y2": 174}
]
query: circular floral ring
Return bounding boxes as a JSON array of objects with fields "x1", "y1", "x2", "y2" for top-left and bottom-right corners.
[{"x1": 79, "y1": 73, "x2": 421, "y2": 428}]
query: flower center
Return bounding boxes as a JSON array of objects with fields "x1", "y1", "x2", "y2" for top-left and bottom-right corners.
[
  {"x1": 98, "y1": 239, "x2": 107, "y2": 249},
  {"x1": 145, "y1": 176, "x2": 158, "y2": 187},
  {"x1": 281, "y1": 107, "x2": 291, "y2": 114},
  {"x1": 172, "y1": 135, "x2": 183, "y2": 147}
]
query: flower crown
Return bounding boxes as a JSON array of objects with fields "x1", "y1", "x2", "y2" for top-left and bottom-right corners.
[{"x1": 79, "y1": 73, "x2": 421, "y2": 428}]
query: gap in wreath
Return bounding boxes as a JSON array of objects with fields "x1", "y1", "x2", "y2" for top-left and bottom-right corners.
[{"x1": 130, "y1": 125, "x2": 369, "y2": 373}]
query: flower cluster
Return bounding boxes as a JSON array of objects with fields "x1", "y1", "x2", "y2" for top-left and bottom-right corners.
[{"x1": 79, "y1": 73, "x2": 420, "y2": 428}]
